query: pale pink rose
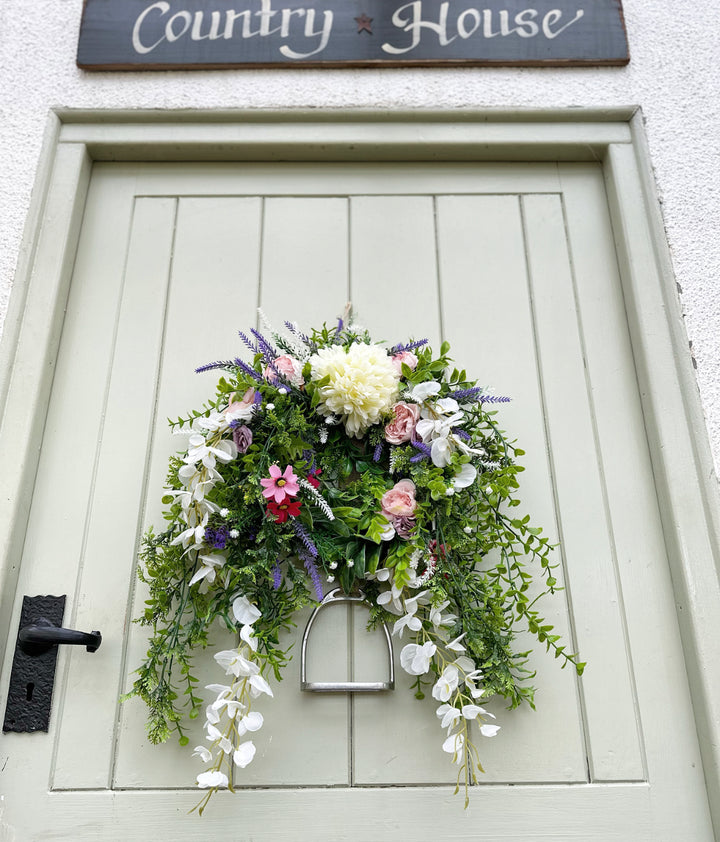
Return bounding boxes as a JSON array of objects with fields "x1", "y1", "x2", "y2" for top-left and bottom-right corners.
[
  {"x1": 225, "y1": 388, "x2": 255, "y2": 422},
  {"x1": 384, "y1": 401, "x2": 421, "y2": 445},
  {"x1": 264, "y1": 354, "x2": 304, "y2": 387},
  {"x1": 381, "y1": 479, "x2": 418, "y2": 519},
  {"x1": 391, "y1": 351, "x2": 419, "y2": 374}
]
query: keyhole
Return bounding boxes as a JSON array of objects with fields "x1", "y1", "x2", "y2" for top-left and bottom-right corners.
[{"x1": 26, "y1": 682, "x2": 34, "y2": 702}]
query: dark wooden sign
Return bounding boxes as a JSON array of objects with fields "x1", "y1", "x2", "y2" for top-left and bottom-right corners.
[{"x1": 77, "y1": 0, "x2": 629, "y2": 69}]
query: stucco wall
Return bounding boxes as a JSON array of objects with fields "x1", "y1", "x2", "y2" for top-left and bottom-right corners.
[{"x1": 1, "y1": 1, "x2": 719, "y2": 469}]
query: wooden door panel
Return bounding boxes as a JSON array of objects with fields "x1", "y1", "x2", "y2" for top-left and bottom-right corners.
[{"x1": 1, "y1": 160, "x2": 714, "y2": 840}]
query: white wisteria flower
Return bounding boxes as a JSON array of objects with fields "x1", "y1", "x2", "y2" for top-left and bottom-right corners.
[
  {"x1": 436, "y1": 704, "x2": 462, "y2": 730},
  {"x1": 232, "y1": 595, "x2": 262, "y2": 626},
  {"x1": 192, "y1": 745, "x2": 212, "y2": 763},
  {"x1": 197, "y1": 770, "x2": 228, "y2": 789},
  {"x1": 233, "y1": 741, "x2": 257, "y2": 768},
  {"x1": 432, "y1": 665, "x2": 460, "y2": 702},
  {"x1": 400, "y1": 641, "x2": 437, "y2": 675},
  {"x1": 309, "y1": 342, "x2": 400, "y2": 437},
  {"x1": 442, "y1": 732, "x2": 465, "y2": 764},
  {"x1": 214, "y1": 649, "x2": 260, "y2": 678}
]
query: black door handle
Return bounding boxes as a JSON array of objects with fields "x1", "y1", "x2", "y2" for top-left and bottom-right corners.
[{"x1": 18, "y1": 617, "x2": 102, "y2": 654}]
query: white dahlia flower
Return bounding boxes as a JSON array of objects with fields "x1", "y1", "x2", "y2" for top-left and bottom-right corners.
[{"x1": 310, "y1": 343, "x2": 400, "y2": 437}]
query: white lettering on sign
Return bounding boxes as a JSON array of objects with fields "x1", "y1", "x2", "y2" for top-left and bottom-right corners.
[
  {"x1": 382, "y1": 3, "x2": 584, "y2": 54},
  {"x1": 132, "y1": 0, "x2": 333, "y2": 58}
]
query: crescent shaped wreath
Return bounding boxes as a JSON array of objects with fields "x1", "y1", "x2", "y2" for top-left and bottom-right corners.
[{"x1": 124, "y1": 310, "x2": 584, "y2": 814}]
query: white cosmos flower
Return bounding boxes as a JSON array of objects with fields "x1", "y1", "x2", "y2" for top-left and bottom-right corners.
[
  {"x1": 436, "y1": 704, "x2": 462, "y2": 730},
  {"x1": 233, "y1": 741, "x2": 256, "y2": 768},
  {"x1": 197, "y1": 770, "x2": 228, "y2": 788},
  {"x1": 400, "y1": 641, "x2": 437, "y2": 676},
  {"x1": 432, "y1": 665, "x2": 460, "y2": 702},
  {"x1": 233, "y1": 595, "x2": 262, "y2": 626}
]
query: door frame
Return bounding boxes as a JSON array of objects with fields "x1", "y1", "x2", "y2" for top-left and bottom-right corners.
[{"x1": 2, "y1": 107, "x2": 719, "y2": 833}]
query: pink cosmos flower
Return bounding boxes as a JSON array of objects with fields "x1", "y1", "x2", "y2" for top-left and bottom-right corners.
[
  {"x1": 381, "y1": 479, "x2": 418, "y2": 519},
  {"x1": 260, "y1": 465, "x2": 300, "y2": 503},
  {"x1": 384, "y1": 401, "x2": 421, "y2": 445}
]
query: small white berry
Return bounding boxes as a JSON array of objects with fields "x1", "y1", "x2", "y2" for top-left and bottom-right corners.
[
  {"x1": 266, "y1": 403, "x2": 275, "y2": 411},
  {"x1": 229, "y1": 529, "x2": 239, "y2": 539},
  {"x1": 330, "y1": 562, "x2": 338, "y2": 570},
  {"x1": 463, "y1": 526, "x2": 472, "y2": 534},
  {"x1": 347, "y1": 560, "x2": 354, "y2": 567},
  {"x1": 220, "y1": 508, "x2": 229, "y2": 518},
  {"x1": 446, "y1": 487, "x2": 455, "y2": 496},
  {"x1": 327, "y1": 575, "x2": 335, "y2": 583},
  {"x1": 278, "y1": 387, "x2": 288, "y2": 395}
]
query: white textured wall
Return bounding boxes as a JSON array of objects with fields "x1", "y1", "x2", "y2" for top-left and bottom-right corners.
[{"x1": 1, "y1": 1, "x2": 719, "y2": 467}]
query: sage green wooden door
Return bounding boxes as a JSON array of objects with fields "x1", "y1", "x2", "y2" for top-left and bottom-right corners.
[{"x1": 0, "y1": 160, "x2": 714, "y2": 840}]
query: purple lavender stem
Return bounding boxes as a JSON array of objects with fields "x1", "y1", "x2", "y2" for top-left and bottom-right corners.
[
  {"x1": 292, "y1": 521, "x2": 318, "y2": 557},
  {"x1": 480, "y1": 395, "x2": 512, "y2": 404},
  {"x1": 233, "y1": 358, "x2": 264, "y2": 382},
  {"x1": 271, "y1": 560, "x2": 283, "y2": 590},
  {"x1": 299, "y1": 549, "x2": 324, "y2": 601},
  {"x1": 390, "y1": 338, "x2": 429, "y2": 354},
  {"x1": 449, "y1": 386, "x2": 483, "y2": 401},
  {"x1": 195, "y1": 359, "x2": 236, "y2": 373},
  {"x1": 238, "y1": 331, "x2": 258, "y2": 355},
  {"x1": 373, "y1": 443, "x2": 383, "y2": 462},
  {"x1": 250, "y1": 328, "x2": 277, "y2": 362},
  {"x1": 411, "y1": 440, "x2": 432, "y2": 457},
  {"x1": 284, "y1": 321, "x2": 313, "y2": 348},
  {"x1": 452, "y1": 427, "x2": 471, "y2": 442}
]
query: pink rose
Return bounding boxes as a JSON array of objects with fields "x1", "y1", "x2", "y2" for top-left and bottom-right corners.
[
  {"x1": 391, "y1": 351, "x2": 419, "y2": 374},
  {"x1": 264, "y1": 354, "x2": 304, "y2": 387},
  {"x1": 384, "y1": 401, "x2": 421, "y2": 445},
  {"x1": 381, "y1": 479, "x2": 418, "y2": 519},
  {"x1": 225, "y1": 388, "x2": 255, "y2": 422}
]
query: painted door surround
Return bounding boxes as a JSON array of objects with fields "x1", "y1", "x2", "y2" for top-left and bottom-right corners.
[{"x1": 1, "y1": 109, "x2": 719, "y2": 840}]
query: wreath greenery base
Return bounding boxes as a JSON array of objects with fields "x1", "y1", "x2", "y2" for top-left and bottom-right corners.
[{"x1": 124, "y1": 312, "x2": 584, "y2": 814}]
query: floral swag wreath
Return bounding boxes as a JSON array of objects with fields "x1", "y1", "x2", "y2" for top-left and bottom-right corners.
[{"x1": 125, "y1": 310, "x2": 584, "y2": 814}]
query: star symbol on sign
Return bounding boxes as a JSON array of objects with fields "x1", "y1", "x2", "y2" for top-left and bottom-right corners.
[{"x1": 354, "y1": 13, "x2": 373, "y2": 34}]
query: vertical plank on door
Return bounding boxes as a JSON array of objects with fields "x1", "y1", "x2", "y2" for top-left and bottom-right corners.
[
  {"x1": 521, "y1": 192, "x2": 644, "y2": 781},
  {"x1": 256, "y1": 195, "x2": 353, "y2": 784},
  {"x1": 350, "y1": 194, "x2": 448, "y2": 784},
  {"x1": 436, "y1": 193, "x2": 588, "y2": 782},
  {"x1": 53, "y1": 196, "x2": 178, "y2": 788},
  {"x1": 349, "y1": 195, "x2": 442, "y2": 350},
  {"x1": 260, "y1": 197, "x2": 350, "y2": 329},
  {"x1": 115, "y1": 196, "x2": 266, "y2": 788}
]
